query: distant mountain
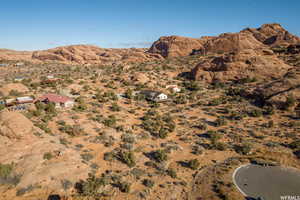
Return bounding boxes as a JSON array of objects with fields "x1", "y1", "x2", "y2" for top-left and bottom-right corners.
[{"x1": 0, "y1": 23, "x2": 299, "y2": 65}]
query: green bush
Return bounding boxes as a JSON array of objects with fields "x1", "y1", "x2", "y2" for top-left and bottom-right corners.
[
  {"x1": 235, "y1": 143, "x2": 252, "y2": 155},
  {"x1": 142, "y1": 179, "x2": 155, "y2": 188},
  {"x1": 152, "y1": 149, "x2": 168, "y2": 163},
  {"x1": 117, "y1": 181, "x2": 131, "y2": 193},
  {"x1": 214, "y1": 116, "x2": 227, "y2": 127},
  {"x1": 43, "y1": 152, "x2": 53, "y2": 160},
  {"x1": 118, "y1": 151, "x2": 136, "y2": 168},
  {"x1": 166, "y1": 168, "x2": 177, "y2": 178},
  {"x1": 187, "y1": 159, "x2": 200, "y2": 170},
  {"x1": 0, "y1": 163, "x2": 13, "y2": 179}
]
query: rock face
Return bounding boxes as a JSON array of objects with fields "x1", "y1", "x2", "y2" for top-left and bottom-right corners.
[
  {"x1": 0, "y1": 112, "x2": 90, "y2": 191},
  {"x1": 32, "y1": 45, "x2": 163, "y2": 64},
  {"x1": 148, "y1": 36, "x2": 209, "y2": 57},
  {"x1": 0, "y1": 83, "x2": 29, "y2": 96},
  {"x1": 242, "y1": 23, "x2": 300, "y2": 47},
  {"x1": 0, "y1": 112, "x2": 34, "y2": 139},
  {"x1": 150, "y1": 23, "x2": 300, "y2": 58},
  {"x1": 190, "y1": 50, "x2": 292, "y2": 82},
  {"x1": 251, "y1": 68, "x2": 300, "y2": 108}
]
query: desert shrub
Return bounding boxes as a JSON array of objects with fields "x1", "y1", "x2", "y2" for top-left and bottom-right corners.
[
  {"x1": 207, "y1": 130, "x2": 221, "y2": 143},
  {"x1": 118, "y1": 151, "x2": 136, "y2": 168},
  {"x1": 247, "y1": 109, "x2": 263, "y2": 117},
  {"x1": 117, "y1": 181, "x2": 131, "y2": 193},
  {"x1": 282, "y1": 94, "x2": 296, "y2": 110},
  {"x1": 45, "y1": 102, "x2": 56, "y2": 113},
  {"x1": 121, "y1": 133, "x2": 136, "y2": 144},
  {"x1": 9, "y1": 90, "x2": 22, "y2": 96},
  {"x1": 208, "y1": 97, "x2": 227, "y2": 106},
  {"x1": 81, "y1": 153, "x2": 94, "y2": 162},
  {"x1": 289, "y1": 140, "x2": 300, "y2": 150},
  {"x1": 187, "y1": 159, "x2": 200, "y2": 170},
  {"x1": 103, "y1": 115, "x2": 117, "y2": 128},
  {"x1": 226, "y1": 87, "x2": 245, "y2": 96},
  {"x1": 103, "y1": 152, "x2": 117, "y2": 161},
  {"x1": 229, "y1": 111, "x2": 246, "y2": 120},
  {"x1": 151, "y1": 149, "x2": 168, "y2": 163},
  {"x1": 166, "y1": 168, "x2": 177, "y2": 178},
  {"x1": 141, "y1": 111, "x2": 175, "y2": 139},
  {"x1": 195, "y1": 122, "x2": 207, "y2": 130},
  {"x1": 61, "y1": 179, "x2": 73, "y2": 191},
  {"x1": 263, "y1": 106, "x2": 275, "y2": 115},
  {"x1": 110, "y1": 103, "x2": 121, "y2": 112},
  {"x1": 214, "y1": 116, "x2": 227, "y2": 127},
  {"x1": 43, "y1": 152, "x2": 53, "y2": 160},
  {"x1": 124, "y1": 89, "x2": 133, "y2": 99},
  {"x1": 142, "y1": 179, "x2": 155, "y2": 188},
  {"x1": 212, "y1": 142, "x2": 228, "y2": 151},
  {"x1": 173, "y1": 95, "x2": 187, "y2": 104},
  {"x1": 0, "y1": 163, "x2": 13, "y2": 179},
  {"x1": 0, "y1": 104, "x2": 5, "y2": 111},
  {"x1": 183, "y1": 81, "x2": 201, "y2": 91},
  {"x1": 16, "y1": 185, "x2": 34, "y2": 196},
  {"x1": 191, "y1": 145, "x2": 204, "y2": 155},
  {"x1": 75, "y1": 174, "x2": 108, "y2": 196},
  {"x1": 235, "y1": 143, "x2": 252, "y2": 155}
]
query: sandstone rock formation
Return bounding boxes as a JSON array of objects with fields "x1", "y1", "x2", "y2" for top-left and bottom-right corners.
[
  {"x1": 242, "y1": 23, "x2": 300, "y2": 47},
  {"x1": 32, "y1": 45, "x2": 162, "y2": 64},
  {"x1": 150, "y1": 23, "x2": 300, "y2": 58},
  {"x1": 148, "y1": 36, "x2": 210, "y2": 57},
  {"x1": 0, "y1": 112, "x2": 90, "y2": 192},
  {"x1": 0, "y1": 83, "x2": 29, "y2": 96},
  {"x1": 190, "y1": 50, "x2": 292, "y2": 83}
]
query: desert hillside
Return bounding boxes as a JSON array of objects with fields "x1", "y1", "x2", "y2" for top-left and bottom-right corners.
[{"x1": 0, "y1": 23, "x2": 299, "y2": 200}]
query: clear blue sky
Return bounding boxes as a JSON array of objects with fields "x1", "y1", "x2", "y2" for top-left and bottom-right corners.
[{"x1": 0, "y1": 0, "x2": 299, "y2": 50}]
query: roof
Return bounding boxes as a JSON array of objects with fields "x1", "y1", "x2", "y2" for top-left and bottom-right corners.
[
  {"x1": 37, "y1": 94, "x2": 73, "y2": 103},
  {"x1": 140, "y1": 90, "x2": 166, "y2": 99},
  {"x1": 16, "y1": 96, "x2": 34, "y2": 102}
]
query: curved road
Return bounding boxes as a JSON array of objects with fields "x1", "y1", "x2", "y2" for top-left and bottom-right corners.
[{"x1": 233, "y1": 164, "x2": 300, "y2": 200}]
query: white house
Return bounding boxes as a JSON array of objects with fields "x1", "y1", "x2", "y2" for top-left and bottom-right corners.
[
  {"x1": 140, "y1": 90, "x2": 168, "y2": 102},
  {"x1": 166, "y1": 85, "x2": 181, "y2": 93},
  {"x1": 154, "y1": 93, "x2": 168, "y2": 101}
]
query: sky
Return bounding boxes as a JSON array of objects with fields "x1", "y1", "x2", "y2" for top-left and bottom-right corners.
[{"x1": 0, "y1": 0, "x2": 299, "y2": 50}]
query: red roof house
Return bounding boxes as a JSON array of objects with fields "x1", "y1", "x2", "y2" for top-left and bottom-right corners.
[{"x1": 36, "y1": 94, "x2": 74, "y2": 108}]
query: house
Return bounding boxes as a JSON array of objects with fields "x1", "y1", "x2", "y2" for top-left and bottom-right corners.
[
  {"x1": 14, "y1": 76, "x2": 26, "y2": 82},
  {"x1": 36, "y1": 94, "x2": 74, "y2": 108},
  {"x1": 46, "y1": 75, "x2": 55, "y2": 79},
  {"x1": 16, "y1": 96, "x2": 34, "y2": 104},
  {"x1": 15, "y1": 62, "x2": 25, "y2": 67},
  {"x1": 42, "y1": 75, "x2": 60, "y2": 84},
  {"x1": 5, "y1": 98, "x2": 15, "y2": 106},
  {"x1": 166, "y1": 85, "x2": 181, "y2": 93},
  {"x1": 140, "y1": 90, "x2": 168, "y2": 102}
]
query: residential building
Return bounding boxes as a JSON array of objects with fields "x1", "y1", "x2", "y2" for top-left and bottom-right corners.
[
  {"x1": 36, "y1": 94, "x2": 74, "y2": 108},
  {"x1": 16, "y1": 96, "x2": 34, "y2": 104},
  {"x1": 140, "y1": 90, "x2": 168, "y2": 102},
  {"x1": 166, "y1": 85, "x2": 181, "y2": 93}
]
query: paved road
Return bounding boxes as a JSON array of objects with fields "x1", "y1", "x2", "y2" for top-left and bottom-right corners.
[{"x1": 233, "y1": 164, "x2": 300, "y2": 200}]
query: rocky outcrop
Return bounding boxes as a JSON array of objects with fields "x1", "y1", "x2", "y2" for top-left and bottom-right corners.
[
  {"x1": 202, "y1": 32, "x2": 266, "y2": 54},
  {"x1": 150, "y1": 23, "x2": 300, "y2": 58},
  {"x1": 0, "y1": 112, "x2": 90, "y2": 191},
  {"x1": 0, "y1": 83, "x2": 29, "y2": 96},
  {"x1": 190, "y1": 50, "x2": 292, "y2": 83},
  {"x1": 32, "y1": 45, "x2": 163, "y2": 64},
  {"x1": 242, "y1": 23, "x2": 300, "y2": 47},
  {"x1": 148, "y1": 36, "x2": 209, "y2": 57}
]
